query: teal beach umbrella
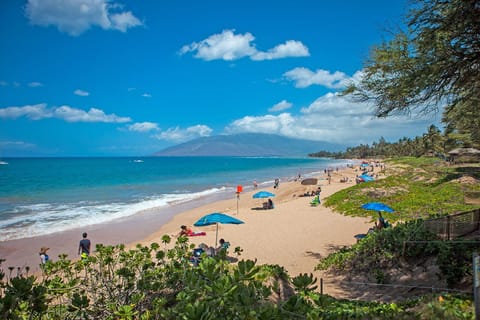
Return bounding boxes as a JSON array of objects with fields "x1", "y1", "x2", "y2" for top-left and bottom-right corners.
[
  {"x1": 194, "y1": 212, "x2": 244, "y2": 247},
  {"x1": 252, "y1": 191, "x2": 276, "y2": 198},
  {"x1": 361, "y1": 202, "x2": 394, "y2": 213}
]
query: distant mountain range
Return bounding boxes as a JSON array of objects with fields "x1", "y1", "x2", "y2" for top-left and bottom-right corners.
[{"x1": 153, "y1": 133, "x2": 344, "y2": 157}]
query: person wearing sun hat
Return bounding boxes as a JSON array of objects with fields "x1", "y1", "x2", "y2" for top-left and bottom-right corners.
[{"x1": 39, "y1": 246, "x2": 50, "y2": 264}]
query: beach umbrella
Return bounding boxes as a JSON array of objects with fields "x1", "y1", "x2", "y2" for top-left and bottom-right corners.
[
  {"x1": 194, "y1": 212, "x2": 244, "y2": 247},
  {"x1": 252, "y1": 191, "x2": 275, "y2": 198},
  {"x1": 361, "y1": 202, "x2": 394, "y2": 213},
  {"x1": 301, "y1": 178, "x2": 318, "y2": 185},
  {"x1": 359, "y1": 174, "x2": 374, "y2": 182}
]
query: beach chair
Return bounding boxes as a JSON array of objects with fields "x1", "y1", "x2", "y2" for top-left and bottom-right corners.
[
  {"x1": 310, "y1": 195, "x2": 320, "y2": 207},
  {"x1": 354, "y1": 234, "x2": 367, "y2": 242}
]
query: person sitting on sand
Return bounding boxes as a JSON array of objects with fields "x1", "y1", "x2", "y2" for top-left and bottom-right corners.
[
  {"x1": 268, "y1": 198, "x2": 274, "y2": 209},
  {"x1": 199, "y1": 243, "x2": 215, "y2": 257},
  {"x1": 177, "y1": 225, "x2": 193, "y2": 237},
  {"x1": 216, "y1": 238, "x2": 230, "y2": 255},
  {"x1": 375, "y1": 212, "x2": 386, "y2": 230}
]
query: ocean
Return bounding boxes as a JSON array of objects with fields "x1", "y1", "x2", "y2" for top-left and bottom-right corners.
[{"x1": 0, "y1": 157, "x2": 352, "y2": 241}]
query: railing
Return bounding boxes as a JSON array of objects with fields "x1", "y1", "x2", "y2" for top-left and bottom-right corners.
[{"x1": 424, "y1": 209, "x2": 480, "y2": 240}]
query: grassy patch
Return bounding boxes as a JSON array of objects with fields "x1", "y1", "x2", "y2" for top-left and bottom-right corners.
[{"x1": 324, "y1": 157, "x2": 479, "y2": 223}]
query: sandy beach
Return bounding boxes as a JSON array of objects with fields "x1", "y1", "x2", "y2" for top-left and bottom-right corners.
[{"x1": 0, "y1": 164, "x2": 378, "y2": 296}]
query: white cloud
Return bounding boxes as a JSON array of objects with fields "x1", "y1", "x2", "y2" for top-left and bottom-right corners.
[
  {"x1": 109, "y1": 11, "x2": 143, "y2": 32},
  {"x1": 154, "y1": 125, "x2": 213, "y2": 142},
  {"x1": 142, "y1": 93, "x2": 152, "y2": 98},
  {"x1": 28, "y1": 82, "x2": 44, "y2": 87},
  {"x1": 0, "y1": 103, "x2": 131, "y2": 123},
  {"x1": 268, "y1": 100, "x2": 292, "y2": 112},
  {"x1": 283, "y1": 67, "x2": 351, "y2": 89},
  {"x1": 74, "y1": 89, "x2": 90, "y2": 96},
  {"x1": 180, "y1": 29, "x2": 309, "y2": 61},
  {"x1": 0, "y1": 103, "x2": 51, "y2": 120},
  {"x1": 128, "y1": 122, "x2": 159, "y2": 132},
  {"x1": 25, "y1": 0, "x2": 142, "y2": 36},
  {"x1": 252, "y1": 40, "x2": 309, "y2": 61},
  {"x1": 226, "y1": 92, "x2": 436, "y2": 146},
  {"x1": 226, "y1": 113, "x2": 296, "y2": 135},
  {"x1": 54, "y1": 105, "x2": 131, "y2": 122},
  {"x1": 180, "y1": 29, "x2": 256, "y2": 61}
]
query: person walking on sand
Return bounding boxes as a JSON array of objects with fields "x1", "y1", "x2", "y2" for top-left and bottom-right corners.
[
  {"x1": 39, "y1": 246, "x2": 50, "y2": 264},
  {"x1": 78, "y1": 232, "x2": 91, "y2": 258},
  {"x1": 253, "y1": 180, "x2": 258, "y2": 190}
]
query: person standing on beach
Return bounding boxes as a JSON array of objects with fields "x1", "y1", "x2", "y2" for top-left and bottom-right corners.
[
  {"x1": 253, "y1": 180, "x2": 258, "y2": 190},
  {"x1": 78, "y1": 232, "x2": 91, "y2": 258}
]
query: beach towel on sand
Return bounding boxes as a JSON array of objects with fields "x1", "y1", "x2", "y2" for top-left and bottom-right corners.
[{"x1": 187, "y1": 231, "x2": 206, "y2": 236}]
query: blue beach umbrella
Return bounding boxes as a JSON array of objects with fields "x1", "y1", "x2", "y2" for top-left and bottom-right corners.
[
  {"x1": 252, "y1": 191, "x2": 276, "y2": 199},
  {"x1": 359, "y1": 174, "x2": 375, "y2": 182},
  {"x1": 361, "y1": 202, "x2": 394, "y2": 213},
  {"x1": 194, "y1": 212, "x2": 244, "y2": 247}
]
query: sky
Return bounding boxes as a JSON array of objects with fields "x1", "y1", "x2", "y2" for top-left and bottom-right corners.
[{"x1": 0, "y1": 0, "x2": 442, "y2": 157}]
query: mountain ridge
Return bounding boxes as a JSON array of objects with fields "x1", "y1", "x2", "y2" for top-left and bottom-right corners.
[{"x1": 153, "y1": 133, "x2": 344, "y2": 157}]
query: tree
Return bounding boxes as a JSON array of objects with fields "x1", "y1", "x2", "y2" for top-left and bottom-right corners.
[
  {"x1": 346, "y1": 0, "x2": 480, "y2": 146},
  {"x1": 422, "y1": 124, "x2": 444, "y2": 153},
  {"x1": 442, "y1": 99, "x2": 480, "y2": 149}
]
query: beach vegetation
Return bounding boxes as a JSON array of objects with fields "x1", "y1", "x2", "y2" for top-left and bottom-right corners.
[
  {"x1": 1, "y1": 239, "x2": 436, "y2": 319},
  {"x1": 316, "y1": 219, "x2": 476, "y2": 318}
]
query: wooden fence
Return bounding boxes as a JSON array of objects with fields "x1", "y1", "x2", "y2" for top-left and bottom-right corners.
[{"x1": 424, "y1": 209, "x2": 480, "y2": 240}]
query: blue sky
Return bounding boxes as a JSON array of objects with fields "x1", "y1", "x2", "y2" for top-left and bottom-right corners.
[{"x1": 0, "y1": 0, "x2": 441, "y2": 156}]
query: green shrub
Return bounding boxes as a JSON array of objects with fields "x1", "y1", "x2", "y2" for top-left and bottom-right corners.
[
  {"x1": 436, "y1": 242, "x2": 476, "y2": 289},
  {"x1": 316, "y1": 220, "x2": 439, "y2": 277},
  {"x1": 0, "y1": 239, "x2": 419, "y2": 319},
  {"x1": 416, "y1": 294, "x2": 474, "y2": 320}
]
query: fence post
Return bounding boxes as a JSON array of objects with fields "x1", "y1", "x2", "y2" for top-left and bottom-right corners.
[
  {"x1": 473, "y1": 252, "x2": 480, "y2": 320},
  {"x1": 320, "y1": 278, "x2": 323, "y2": 295},
  {"x1": 477, "y1": 209, "x2": 480, "y2": 232},
  {"x1": 447, "y1": 215, "x2": 451, "y2": 240}
]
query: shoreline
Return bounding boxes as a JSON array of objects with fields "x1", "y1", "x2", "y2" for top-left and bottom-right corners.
[
  {"x1": 132, "y1": 165, "x2": 375, "y2": 278},
  {"x1": 1, "y1": 162, "x2": 377, "y2": 289},
  {"x1": 0, "y1": 157, "x2": 352, "y2": 243},
  {"x1": 0, "y1": 189, "x2": 245, "y2": 273}
]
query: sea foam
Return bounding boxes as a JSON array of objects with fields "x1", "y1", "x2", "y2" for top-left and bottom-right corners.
[{"x1": 0, "y1": 187, "x2": 230, "y2": 241}]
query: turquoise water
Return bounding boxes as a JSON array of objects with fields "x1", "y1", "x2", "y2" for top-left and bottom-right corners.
[{"x1": 0, "y1": 157, "x2": 351, "y2": 241}]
